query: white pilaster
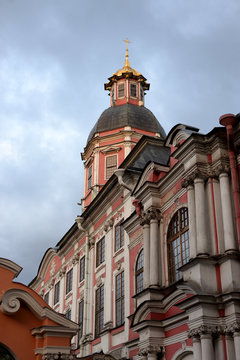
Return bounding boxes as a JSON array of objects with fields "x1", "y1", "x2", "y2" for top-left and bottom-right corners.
[
  {"x1": 192, "y1": 337, "x2": 202, "y2": 360},
  {"x1": 200, "y1": 333, "x2": 215, "y2": 360},
  {"x1": 219, "y1": 172, "x2": 237, "y2": 252},
  {"x1": 142, "y1": 221, "x2": 150, "y2": 288},
  {"x1": 149, "y1": 211, "x2": 160, "y2": 287},
  {"x1": 194, "y1": 177, "x2": 208, "y2": 255},
  {"x1": 187, "y1": 183, "x2": 197, "y2": 258},
  {"x1": 233, "y1": 332, "x2": 240, "y2": 360}
]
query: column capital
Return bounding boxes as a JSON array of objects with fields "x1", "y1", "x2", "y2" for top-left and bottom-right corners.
[
  {"x1": 188, "y1": 325, "x2": 222, "y2": 338},
  {"x1": 138, "y1": 345, "x2": 164, "y2": 356},
  {"x1": 215, "y1": 163, "x2": 230, "y2": 177},
  {"x1": 225, "y1": 322, "x2": 240, "y2": 335},
  {"x1": 141, "y1": 208, "x2": 162, "y2": 225}
]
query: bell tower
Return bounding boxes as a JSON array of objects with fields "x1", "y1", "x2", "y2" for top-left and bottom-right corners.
[{"x1": 81, "y1": 42, "x2": 166, "y2": 210}]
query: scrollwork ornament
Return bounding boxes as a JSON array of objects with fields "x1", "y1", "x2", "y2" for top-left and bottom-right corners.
[{"x1": 0, "y1": 290, "x2": 21, "y2": 315}]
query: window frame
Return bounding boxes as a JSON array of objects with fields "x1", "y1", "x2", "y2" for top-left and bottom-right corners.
[
  {"x1": 65, "y1": 308, "x2": 71, "y2": 320},
  {"x1": 115, "y1": 221, "x2": 124, "y2": 252},
  {"x1": 44, "y1": 291, "x2": 49, "y2": 304},
  {"x1": 130, "y1": 82, "x2": 137, "y2": 98},
  {"x1": 87, "y1": 165, "x2": 92, "y2": 190},
  {"x1": 117, "y1": 82, "x2": 125, "y2": 98},
  {"x1": 78, "y1": 300, "x2": 84, "y2": 343},
  {"x1": 95, "y1": 284, "x2": 104, "y2": 337},
  {"x1": 96, "y1": 237, "x2": 105, "y2": 268},
  {"x1": 135, "y1": 249, "x2": 144, "y2": 294},
  {"x1": 54, "y1": 281, "x2": 60, "y2": 305},
  {"x1": 66, "y1": 268, "x2": 73, "y2": 295},
  {"x1": 167, "y1": 207, "x2": 189, "y2": 284},
  {"x1": 80, "y1": 256, "x2": 85, "y2": 282},
  {"x1": 105, "y1": 154, "x2": 117, "y2": 180},
  {"x1": 115, "y1": 271, "x2": 125, "y2": 327}
]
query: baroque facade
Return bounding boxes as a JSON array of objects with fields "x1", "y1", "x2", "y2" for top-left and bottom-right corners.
[{"x1": 30, "y1": 47, "x2": 240, "y2": 360}]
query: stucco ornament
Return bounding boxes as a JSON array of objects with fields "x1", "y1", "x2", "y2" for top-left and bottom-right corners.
[
  {"x1": 0, "y1": 290, "x2": 21, "y2": 315},
  {"x1": 50, "y1": 259, "x2": 56, "y2": 276},
  {"x1": 42, "y1": 354, "x2": 76, "y2": 360}
]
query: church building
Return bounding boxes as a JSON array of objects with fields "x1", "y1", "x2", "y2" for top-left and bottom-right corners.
[{"x1": 30, "y1": 43, "x2": 240, "y2": 360}]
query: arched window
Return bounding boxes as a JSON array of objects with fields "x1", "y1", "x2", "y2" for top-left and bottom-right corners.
[
  {"x1": 136, "y1": 249, "x2": 144, "y2": 293},
  {"x1": 167, "y1": 207, "x2": 189, "y2": 283},
  {"x1": 0, "y1": 344, "x2": 16, "y2": 360}
]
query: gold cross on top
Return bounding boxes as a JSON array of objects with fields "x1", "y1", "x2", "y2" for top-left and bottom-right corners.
[{"x1": 123, "y1": 38, "x2": 131, "y2": 51}]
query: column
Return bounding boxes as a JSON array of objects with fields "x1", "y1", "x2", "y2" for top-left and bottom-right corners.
[
  {"x1": 187, "y1": 183, "x2": 197, "y2": 258},
  {"x1": 214, "y1": 335, "x2": 225, "y2": 360},
  {"x1": 194, "y1": 177, "x2": 209, "y2": 255},
  {"x1": 219, "y1": 172, "x2": 237, "y2": 252},
  {"x1": 200, "y1": 333, "x2": 215, "y2": 360},
  {"x1": 233, "y1": 332, "x2": 240, "y2": 360},
  {"x1": 192, "y1": 336, "x2": 202, "y2": 360},
  {"x1": 225, "y1": 334, "x2": 236, "y2": 360},
  {"x1": 141, "y1": 217, "x2": 150, "y2": 289},
  {"x1": 149, "y1": 209, "x2": 161, "y2": 287}
]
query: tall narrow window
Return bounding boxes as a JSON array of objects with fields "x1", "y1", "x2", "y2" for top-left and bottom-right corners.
[
  {"x1": 167, "y1": 207, "x2": 189, "y2": 284},
  {"x1": 115, "y1": 222, "x2": 124, "y2": 252},
  {"x1": 118, "y1": 83, "x2": 125, "y2": 98},
  {"x1": 78, "y1": 300, "x2": 84, "y2": 343},
  {"x1": 66, "y1": 268, "x2": 73, "y2": 294},
  {"x1": 87, "y1": 165, "x2": 92, "y2": 190},
  {"x1": 54, "y1": 281, "x2": 60, "y2": 305},
  {"x1": 44, "y1": 292, "x2": 49, "y2": 304},
  {"x1": 136, "y1": 249, "x2": 144, "y2": 294},
  {"x1": 116, "y1": 272, "x2": 124, "y2": 326},
  {"x1": 106, "y1": 154, "x2": 117, "y2": 179},
  {"x1": 96, "y1": 237, "x2": 105, "y2": 267},
  {"x1": 111, "y1": 87, "x2": 115, "y2": 103},
  {"x1": 95, "y1": 285, "x2": 104, "y2": 336},
  {"x1": 65, "y1": 308, "x2": 71, "y2": 320},
  {"x1": 130, "y1": 83, "x2": 137, "y2": 97},
  {"x1": 140, "y1": 87, "x2": 144, "y2": 101},
  {"x1": 80, "y1": 256, "x2": 85, "y2": 282}
]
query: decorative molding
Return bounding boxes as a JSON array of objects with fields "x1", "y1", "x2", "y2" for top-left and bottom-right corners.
[
  {"x1": 59, "y1": 266, "x2": 66, "y2": 279},
  {"x1": 42, "y1": 354, "x2": 75, "y2": 360},
  {"x1": 50, "y1": 260, "x2": 56, "y2": 276},
  {"x1": 72, "y1": 253, "x2": 79, "y2": 265},
  {"x1": 225, "y1": 322, "x2": 240, "y2": 334}
]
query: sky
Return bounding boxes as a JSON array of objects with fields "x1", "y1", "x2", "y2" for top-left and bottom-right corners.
[{"x1": 0, "y1": 0, "x2": 240, "y2": 284}]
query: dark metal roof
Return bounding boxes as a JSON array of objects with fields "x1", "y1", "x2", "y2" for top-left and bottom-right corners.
[{"x1": 87, "y1": 103, "x2": 166, "y2": 143}]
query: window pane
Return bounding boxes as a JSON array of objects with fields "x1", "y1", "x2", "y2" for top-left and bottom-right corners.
[
  {"x1": 106, "y1": 155, "x2": 117, "y2": 179},
  {"x1": 130, "y1": 83, "x2": 137, "y2": 97},
  {"x1": 118, "y1": 83, "x2": 125, "y2": 98},
  {"x1": 167, "y1": 208, "x2": 189, "y2": 283},
  {"x1": 80, "y1": 256, "x2": 85, "y2": 282},
  {"x1": 95, "y1": 285, "x2": 104, "y2": 336}
]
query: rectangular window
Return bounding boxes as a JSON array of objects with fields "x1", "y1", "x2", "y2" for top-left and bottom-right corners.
[
  {"x1": 65, "y1": 309, "x2": 71, "y2": 320},
  {"x1": 95, "y1": 285, "x2": 104, "y2": 336},
  {"x1": 130, "y1": 83, "x2": 137, "y2": 97},
  {"x1": 118, "y1": 83, "x2": 125, "y2": 98},
  {"x1": 66, "y1": 269, "x2": 73, "y2": 294},
  {"x1": 115, "y1": 222, "x2": 124, "y2": 252},
  {"x1": 140, "y1": 87, "x2": 144, "y2": 101},
  {"x1": 96, "y1": 237, "x2": 105, "y2": 267},
  {"x1": 78, "y1": 300, "x2": 84, "y2": 343},
  {"x1": 44, "y1": 292, "x2": 49, "y2": 304},
  {"x1": 54, "y1": 281, "x2": 60, "y2": 305},
  {"x1": 80, "y1": 256, "x2": 85, "y2": 282},
  {"x1": 116, "y1": 272, "x2": 124, "y2": 326},
  {"x1": 106, "y1": 154, "x2": 117, "y2": 179},
  {"x1": 87, "y1": 165, "x2": 92, "y2": 190}
]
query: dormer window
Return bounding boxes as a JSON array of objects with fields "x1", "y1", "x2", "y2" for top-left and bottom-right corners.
[
  {"x1": 130, "y1": 83, "x2": 137, "y2": 98},
  {"x1": 118, "y1": 83, "x2": 125, "y2": 98},
  {"x1": 111, "y1": 87, "x2": 115, "y2": 104}
]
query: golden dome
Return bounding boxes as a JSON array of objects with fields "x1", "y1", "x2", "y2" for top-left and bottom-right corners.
[{"x1": 113, "y1": 38, "x2": 141, "y2": 77}]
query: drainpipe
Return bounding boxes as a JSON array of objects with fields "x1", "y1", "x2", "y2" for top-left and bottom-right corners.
[
  {"x1": 219, "y1": 113, "x2": 240, "y2": 247},
  {"x1": 75, "y1": 215, "x2": 90, "y2": 357}
]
